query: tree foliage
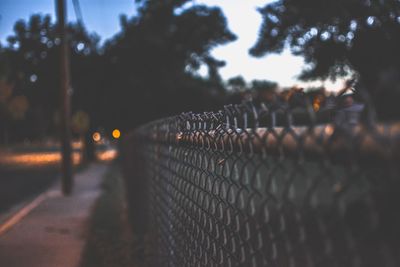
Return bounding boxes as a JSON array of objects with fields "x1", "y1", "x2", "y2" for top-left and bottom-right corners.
[
  {"x1": 2, "y1": 14, "x2": 101, "y2": 139},
  {"x1": 251, "y1": 0, "x2": 400, "y2": 119},
  {"x1": 251, "y1": 0, "x2": 400, "y2": 80},
  {"x1": 0, "y1": 0, "x2": 237, "y2": 140},
  {"x1": 227, "y1": 76, "x2": 246, "y2": 91},
  {"x1": 251, "y1": 79, "x2": 278, "y2": 92},
  {"x1": 101, "y1": 0, "x2": 236, "y2": 126}
]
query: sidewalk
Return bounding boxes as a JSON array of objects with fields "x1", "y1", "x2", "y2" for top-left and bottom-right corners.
[{"x1": 0, "y1": 163, "x2": 109, "y2": 267}]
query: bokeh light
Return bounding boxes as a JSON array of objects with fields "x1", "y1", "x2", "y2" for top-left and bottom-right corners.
[
  {"x1": 112, "y1": 129, "x2": 121, "y2": 139},
  {"x1": 92, "y1": 132, "x2": 101, "y2": 142}
]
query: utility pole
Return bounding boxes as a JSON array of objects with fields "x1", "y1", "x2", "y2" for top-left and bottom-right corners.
[{"x1": 56, "y1": 0, "x2": 73, "y2": 195}]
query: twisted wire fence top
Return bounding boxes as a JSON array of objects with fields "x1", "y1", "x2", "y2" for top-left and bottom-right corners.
[
  {"x1": 137, "y1": 101, "x2": 400, "y2": 163},
  {"x1": 123, "y1": 100, "x2": 400, "y2": 267}
]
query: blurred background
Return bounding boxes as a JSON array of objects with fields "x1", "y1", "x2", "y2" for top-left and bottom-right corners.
[{"x1": 0, "y1": 0, "x2": 400, "y2": 212}]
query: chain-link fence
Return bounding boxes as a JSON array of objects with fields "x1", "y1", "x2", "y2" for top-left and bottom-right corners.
[{"x1": 122, "y1": 100, "x2": 400, "y2": 267}]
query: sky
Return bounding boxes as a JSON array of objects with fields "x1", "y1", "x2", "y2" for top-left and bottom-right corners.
[{"x1": 0, "y1": 0, "x2": 345, "y2": 90}]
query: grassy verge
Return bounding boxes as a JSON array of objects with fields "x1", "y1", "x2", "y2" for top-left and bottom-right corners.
[{"x1": 80, "y1": 164, "x2": 141, "y2": 267}]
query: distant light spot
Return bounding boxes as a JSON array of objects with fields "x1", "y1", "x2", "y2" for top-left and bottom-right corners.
[
  {"x1": 268, "y1": 14, "x2": 279, "y2": 23},
  {"x1": 313, "y1": 97, "x2": 321, "y2": 111},
  {"x1": 367, "y1": 16, "x2": 375, "y2": 26},
  {"x1": 112, "y1": 129, "x2": 121, "y2": 139},
  {"x1": 346, "y1": 32, "x2": 354, "y2": 40},
  {"x1": 30, "y1": 74, "x2": 38, "y2": 83},
  {"x1": 76, "y1": 42, "x2": 85, "y2": 51},
  {"x1": 54, "y1": 38, "x2": 61, "y2": 45},
  {"x1": 271, "y1": 28, "x2": 278, "y2": 37},
  {"x1": 320, "y1": 31, "x2": 331, "y2": 41},
  {"x1": 92, "y1": 132, "x2": 101, "y2": 142},
  {"x1": 184, "y1": 65, "x2": 192, "y2": 73},
  {"x1": 350, "y1": 20, "x2": 358, "y2": 31},
  {"x1": 173, "y1": 1, "x2": 193, "y2": 15},
  {"x1": 337, "y1": 35, "x2": 346, "y2": 42},
  {"x1": 304, "y1": 31, "x2": 313, "y2": 41},
  {"x1": 325, "y1": 125, "x2": 334, "y2": 135},
  {"x1": 310, "y1": 28, "x2": 318, "y2": 36},
  {"x1": 12, "y1": 42, "x2": 20, "y2": 50},
  {"x1": 40, "y1": 36, "x2": 48, "y2": 44}
]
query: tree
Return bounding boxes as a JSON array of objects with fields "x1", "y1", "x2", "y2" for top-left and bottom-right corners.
[
  {"x1": 227, "y1": 76, "x2": 246, "y2": 92},
  {"x1": 251, "y1": 0, "x2": 400, "y2": 119},
  {"x1": 250, "y1": 79, "x2": 278, "y2": 103},
  {"x1": 1, "y1": 2, "x2": 236, "y2": 136},
  {"x1": 0, "y1": 79, "x2": 29, "y2": 144},
  {"x1": 102, "y1": 0, "x2": 236, "y2": 127},
  {"x1": 250, "y1": 79, "x2": 278, "y2": 92},
  {"x1": 3, "y1": 14, "x2": 101, "y2": 137}
]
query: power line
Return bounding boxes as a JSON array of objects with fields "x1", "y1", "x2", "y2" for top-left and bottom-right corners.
[{"x1": 72, "y1": 0, "x2": 84, "y2": 26}]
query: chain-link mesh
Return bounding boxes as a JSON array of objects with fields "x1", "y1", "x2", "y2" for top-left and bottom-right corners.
[{"x1": 122, "y1": 101, "x2": 400, "y2": 267}]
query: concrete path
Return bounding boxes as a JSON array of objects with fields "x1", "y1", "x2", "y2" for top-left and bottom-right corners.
[{"x1": 0, "y1": 163, "x2": 109, "y2": 267}]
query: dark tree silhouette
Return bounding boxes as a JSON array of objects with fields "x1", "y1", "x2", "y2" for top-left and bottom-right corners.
[
  {"x1": 3, "y1": 14, "x2": 101, "y2": 139},
  {"x1": 250, "y1": 79, "x2": 279, "y2": 104},
  {"x1": 3, "y1": 15, "x2": 57, "y2": 139},
  {"x1": 251, "y1": 0, "x2": 400, "y2": 119},
  {"x1": 101, "y1": 0, "x2": 236, "y2": 128},
  {"x1": 227, "y1": 76, "x2": 246, "y2": 91},
  {"x1": 250, "y1": 79, "x2": 278, "y2": 92},
  {"x1": 1, "y1": 1, "x2": 236, "y2": 138}
]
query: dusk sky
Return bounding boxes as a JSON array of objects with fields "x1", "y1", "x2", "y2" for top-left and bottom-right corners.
[{"x1": 0, "y1": 0, "x2": 344, "y2": 90}]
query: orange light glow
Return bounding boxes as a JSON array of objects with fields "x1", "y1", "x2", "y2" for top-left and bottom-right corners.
[
  {"x1": 112, "y1": 129, "x2": 121, "y2": 139},
  {"x1": 313, "y1": 97, "x2": 321, "y2": 112},
  {"x1": 96, "y1": 149, "x2": 118, "y2": 161},
  {"x1": 72, "y1": 140, "x2": 83, "y2": 149},
  {"x1": 0, "y1": 151, "x2": 81, "y2": 167},
  {"x1": 325, "y1": 125, "x2": 334, "y2": 135},
  {"x1": 92, "y1": 132, "x2": 101, "y2": 142}
]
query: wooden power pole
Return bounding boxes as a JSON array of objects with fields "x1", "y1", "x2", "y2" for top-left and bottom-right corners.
[{"x1": 56, "y1": 0, "x2": 73, "y2": 195}]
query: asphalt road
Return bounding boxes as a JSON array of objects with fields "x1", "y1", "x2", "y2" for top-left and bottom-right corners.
[
  {"x1": 0, "y1": 166, "x2": 59, "y2": 214},
  {"x1": 0, "y1": 145, "x2": 117, "y2": 215}
]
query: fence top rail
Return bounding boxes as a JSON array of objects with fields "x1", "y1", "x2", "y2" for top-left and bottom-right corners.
[{"x1": 132, "y1": 102, "x2": 400, "y2": 164}]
